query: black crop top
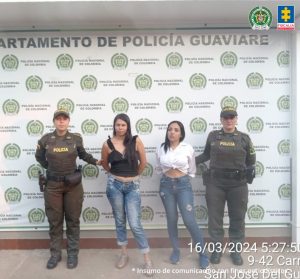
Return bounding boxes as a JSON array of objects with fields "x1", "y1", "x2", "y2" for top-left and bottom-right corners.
[{"x1": 107, "y1": 136, "x2": 139, "y2": 177}]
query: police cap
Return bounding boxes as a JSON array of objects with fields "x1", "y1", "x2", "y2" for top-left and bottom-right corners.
[
  {"x1": 220, "y1": 106, "x2": 237, "y2": 118},
  {"x1": 53, "y1": 109, "x2": 70, "y2": 120}
]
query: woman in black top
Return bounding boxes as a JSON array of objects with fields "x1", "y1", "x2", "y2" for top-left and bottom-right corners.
[{"x1": 101, "y1": 113, "x2": 153, "y2": 276}]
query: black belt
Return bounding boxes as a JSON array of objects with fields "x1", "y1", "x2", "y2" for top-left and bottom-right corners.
[
  {"x1": 47, "y1": 175, "x2": 65, "y2": 182},
  {"x1": 210, "y1": 169, "x2": 245, "y2": 180}
]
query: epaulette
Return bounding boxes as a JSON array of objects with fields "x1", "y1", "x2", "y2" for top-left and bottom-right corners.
[
  {"x1": 239, "y1": 131, "x2": 250, "y2": 138},
  {"x1": 40, "y1": 132, "x2": 53, "y2": 140},
  {"x1": 73, "y1": 132, "x2": 82, "y2": 138},
  {"x1": 211, "y1": 130, "x2": 222, "y2": 136},
  {"x1": 38, "y1": 132, "x2": 54, "y2": 145}
]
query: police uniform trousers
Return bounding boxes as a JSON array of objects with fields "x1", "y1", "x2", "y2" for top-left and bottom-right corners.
[
  {"x1": 44, "y1": 180, "x2": 83, "y2": 257},
  {"x1": 205, "y1": 181, "x2": 248, "y2": 248}
]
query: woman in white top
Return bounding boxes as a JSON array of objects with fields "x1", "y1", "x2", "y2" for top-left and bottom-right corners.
[{"x1": 156, "y1": 120, "x2": 209, "y2": 269}]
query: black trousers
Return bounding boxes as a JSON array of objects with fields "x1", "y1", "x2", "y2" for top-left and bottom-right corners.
[
  {"x1": 44, "y1": 180, "x2": 83, "y2": 257},
  {"x1": 205, "y1": 182, "x2": 248, "y2": 248}
]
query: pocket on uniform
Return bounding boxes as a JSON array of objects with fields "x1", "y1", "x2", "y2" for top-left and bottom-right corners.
[{"x1": 65, "y1": 171, "x2": 82, "y2": 187}]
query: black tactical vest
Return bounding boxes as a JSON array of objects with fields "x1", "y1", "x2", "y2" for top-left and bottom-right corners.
[
  {"x1": 209, "y1": 131, "x2": 247, "y2": 170},
  {"x1": 45, "y1": 134, "x2": 78, "y2": 176}
]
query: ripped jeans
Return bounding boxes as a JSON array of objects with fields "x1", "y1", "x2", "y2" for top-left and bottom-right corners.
[
  {"x1": 106, "y1": 174, "x2": 150, "y2": 254},
  {"x1": 160, "y1": 174, "x2": 206, "y2": 252}
]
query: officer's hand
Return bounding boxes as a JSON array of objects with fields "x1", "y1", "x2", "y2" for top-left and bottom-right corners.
[{"x1": 96, "y1": 160, "x2": 103, "y2": 166}]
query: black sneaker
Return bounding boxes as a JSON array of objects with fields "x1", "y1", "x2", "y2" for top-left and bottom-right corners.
[
  {"x1": 210, "y1": 252, "x2": 222, "y2": 264},
  {"x1": 46, "y1": 255, "x2": 62, "y2": 269},
  {"x1": 230, "y1": 252, "x2": 243, "y2": 266},
  {"x1": 67, "y1": 255, "x2": 78, "y2": 269}
]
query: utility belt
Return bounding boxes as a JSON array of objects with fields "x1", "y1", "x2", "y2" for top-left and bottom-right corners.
[
  {"x1": 47, "y1": 165, "x2": 82, "y2": 186},
  {"x1": 210, "y1": 169, "x2": 245, "y2": 180},
  {"x1": 47, "y1": 175, "x2": 66, "y2": 182},
  {"x1": 202, "y1": 168, "x2": 245, "y2": 186},
  {"x1": 202, "y1": 166, "x2": 255, "y2": 186}
]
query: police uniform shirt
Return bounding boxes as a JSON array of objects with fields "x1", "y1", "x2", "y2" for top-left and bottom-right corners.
[{"x1": 35, "y1": 130, "x2": 97, "y2": 176}]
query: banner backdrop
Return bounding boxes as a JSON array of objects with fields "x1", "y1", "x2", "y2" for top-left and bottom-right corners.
[{"x1": 0, "y1": 30, "x2": 291, "y2": 231}]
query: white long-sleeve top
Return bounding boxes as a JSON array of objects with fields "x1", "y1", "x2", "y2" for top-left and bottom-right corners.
[{"x1": 156, "y1": 141, "x2": 196, "y2": 177}]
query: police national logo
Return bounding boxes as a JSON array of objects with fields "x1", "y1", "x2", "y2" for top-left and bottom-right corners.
[
  {"x1": 28, "y1": 164, "x2": 44, "y2": 180},
  {"x1": 112, "y1": 97, "x2": 129, "y2": 113},
  {"x1": 255, "y1": 161, "x2": 264, "y2": 177},
  {"x1": 56, "y1": 54, "x2": 74, "y2": 70},
  {"x1": 26, "y1": 75, "x2": 43, "y2": 92},
  {"x1": 27, "y1": 120, "x2": 44, "y2": 136},
  {"x1": 247, "y1": 205, "x2": 264, "y2": 221},
  {"x1": 135, "y1": 118, "x2": 153, "y2": 135},
  {"x1": 4, "y1": 143, "x2": 21, "y2": 160},
  {"x1": 278, "y1": 184, "x2": 291, "y2": 200},
  {"x1": 221, "y1": 96, "x2": 238, "y2": 110},
  {"x1": 5, "y1": 187, "x2": 22, "y2": 204},
  {"x1": 277, "y1": 51, "x2": 290, "y2": 67},
  {"x1": 166, "y1": 52, "x2": 183, "y2": 69},
  {"x1": 57, "y1": 98, "x2": 75, "y2": 114},
  {"x1": 190, "y1": 118, "x2": 207, "y2": 134},
  {"x1": 246, "y1": 117, "x2": 264, "y2": 133},
  {"x1": 166, "y1": 97, "x2": 183, "y2": 113},
  {"x1": 194, "y1": 205, "x2": 208, "y2": 221},
  {"x1": 141, "y1": 206, "x2": 154, "y2": 222},
  {"x1": 141, "y1": 163, "x2": 153, "y2": 178},
  {"x1": 135, "y1": 74, "x2": 152, "y2": 91},
  {"x1": 82, "y1": 207, "x2": 100, "y2": 223},
  {"x1": 82, "y1": 164, "x2": 99, "y2": 179},
  {"x1": 220, "y1": 51, "x2": 238, "y2": 68},
  {"x1": 249, "y1": 6, "x2": 272, "y2": 30},
  {"x1": 2, "y1": 54, "x2": 19, "y2": 71},
  {"x1": 28, "y1": 208, "x2": 45, "y2": 224},
  {"x1": 277, "y1": 95, "x2": 290, "y2": 112},
  {"x1": 111, "y1": 53, "x2": 128, "y2": 70},
  {"x1": 80, "y1": 75, "x2": 97, "y2": 91},
  {"x1": 81, "y1": 119, "x2": 98, "y2": 135},
  {"x1": 277, "y1": 139, "x2": 290, "y2": 156},
  {"x1": 2, "y1": 99, "x2": 20, "y2": 115},
  {"x1": 246, "y1": 72, "x2": 264, "y2": 89},
  {"x1": 189, "y1": 73, "x2": 207, "y2": 90}
]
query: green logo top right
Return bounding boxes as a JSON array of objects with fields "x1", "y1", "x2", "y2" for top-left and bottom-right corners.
[{"x1": 249, "y1": 6, "x2": 272, "y2": 30}]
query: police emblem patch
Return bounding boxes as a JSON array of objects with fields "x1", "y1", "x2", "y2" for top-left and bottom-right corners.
[{"x1": 249, "y1": 6, "x2": 272, "y2": 30}]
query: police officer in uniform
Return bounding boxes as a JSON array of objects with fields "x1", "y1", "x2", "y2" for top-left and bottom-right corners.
[
  {"x1": 35, "y1": 110, "x2": 100, "y2": 269},
  {"x1": 196, "y1": 107, "x2": 256, "y2": 266}
]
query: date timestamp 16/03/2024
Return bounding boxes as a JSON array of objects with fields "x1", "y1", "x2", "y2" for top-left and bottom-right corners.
[{"x1": 188, "y1": 241, "x2": 300, "y2": 267}]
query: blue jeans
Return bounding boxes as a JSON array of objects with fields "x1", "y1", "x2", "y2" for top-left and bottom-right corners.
[
  {"x1": 106, "y1": 174, "x2": 150, "y2": 254},
  {"x1": 159, "y1": 175, "x2": 206, "y2": 253}
]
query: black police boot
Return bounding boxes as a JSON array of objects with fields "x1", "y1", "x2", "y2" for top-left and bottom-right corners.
[
  {"x1": 210, "y1": 251, "x2": 222, "y2": 264},
  {"x1": 230, "y1": 252, "x2": 243, "y2": 265},
  {"x1": 46, "y1": 255, "x2": 62, "y2": 269},
  {"x1": 67, "y1": 255, "x2": 78, "y2": 269}
]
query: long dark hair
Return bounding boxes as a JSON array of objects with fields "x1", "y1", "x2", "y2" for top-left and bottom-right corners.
[
  {"x1": 161, "y1": 120, "x2": 185, "y2": 153},
  {"x1": 113, "y1": 113, "x2": 137, "y2": 167}
]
